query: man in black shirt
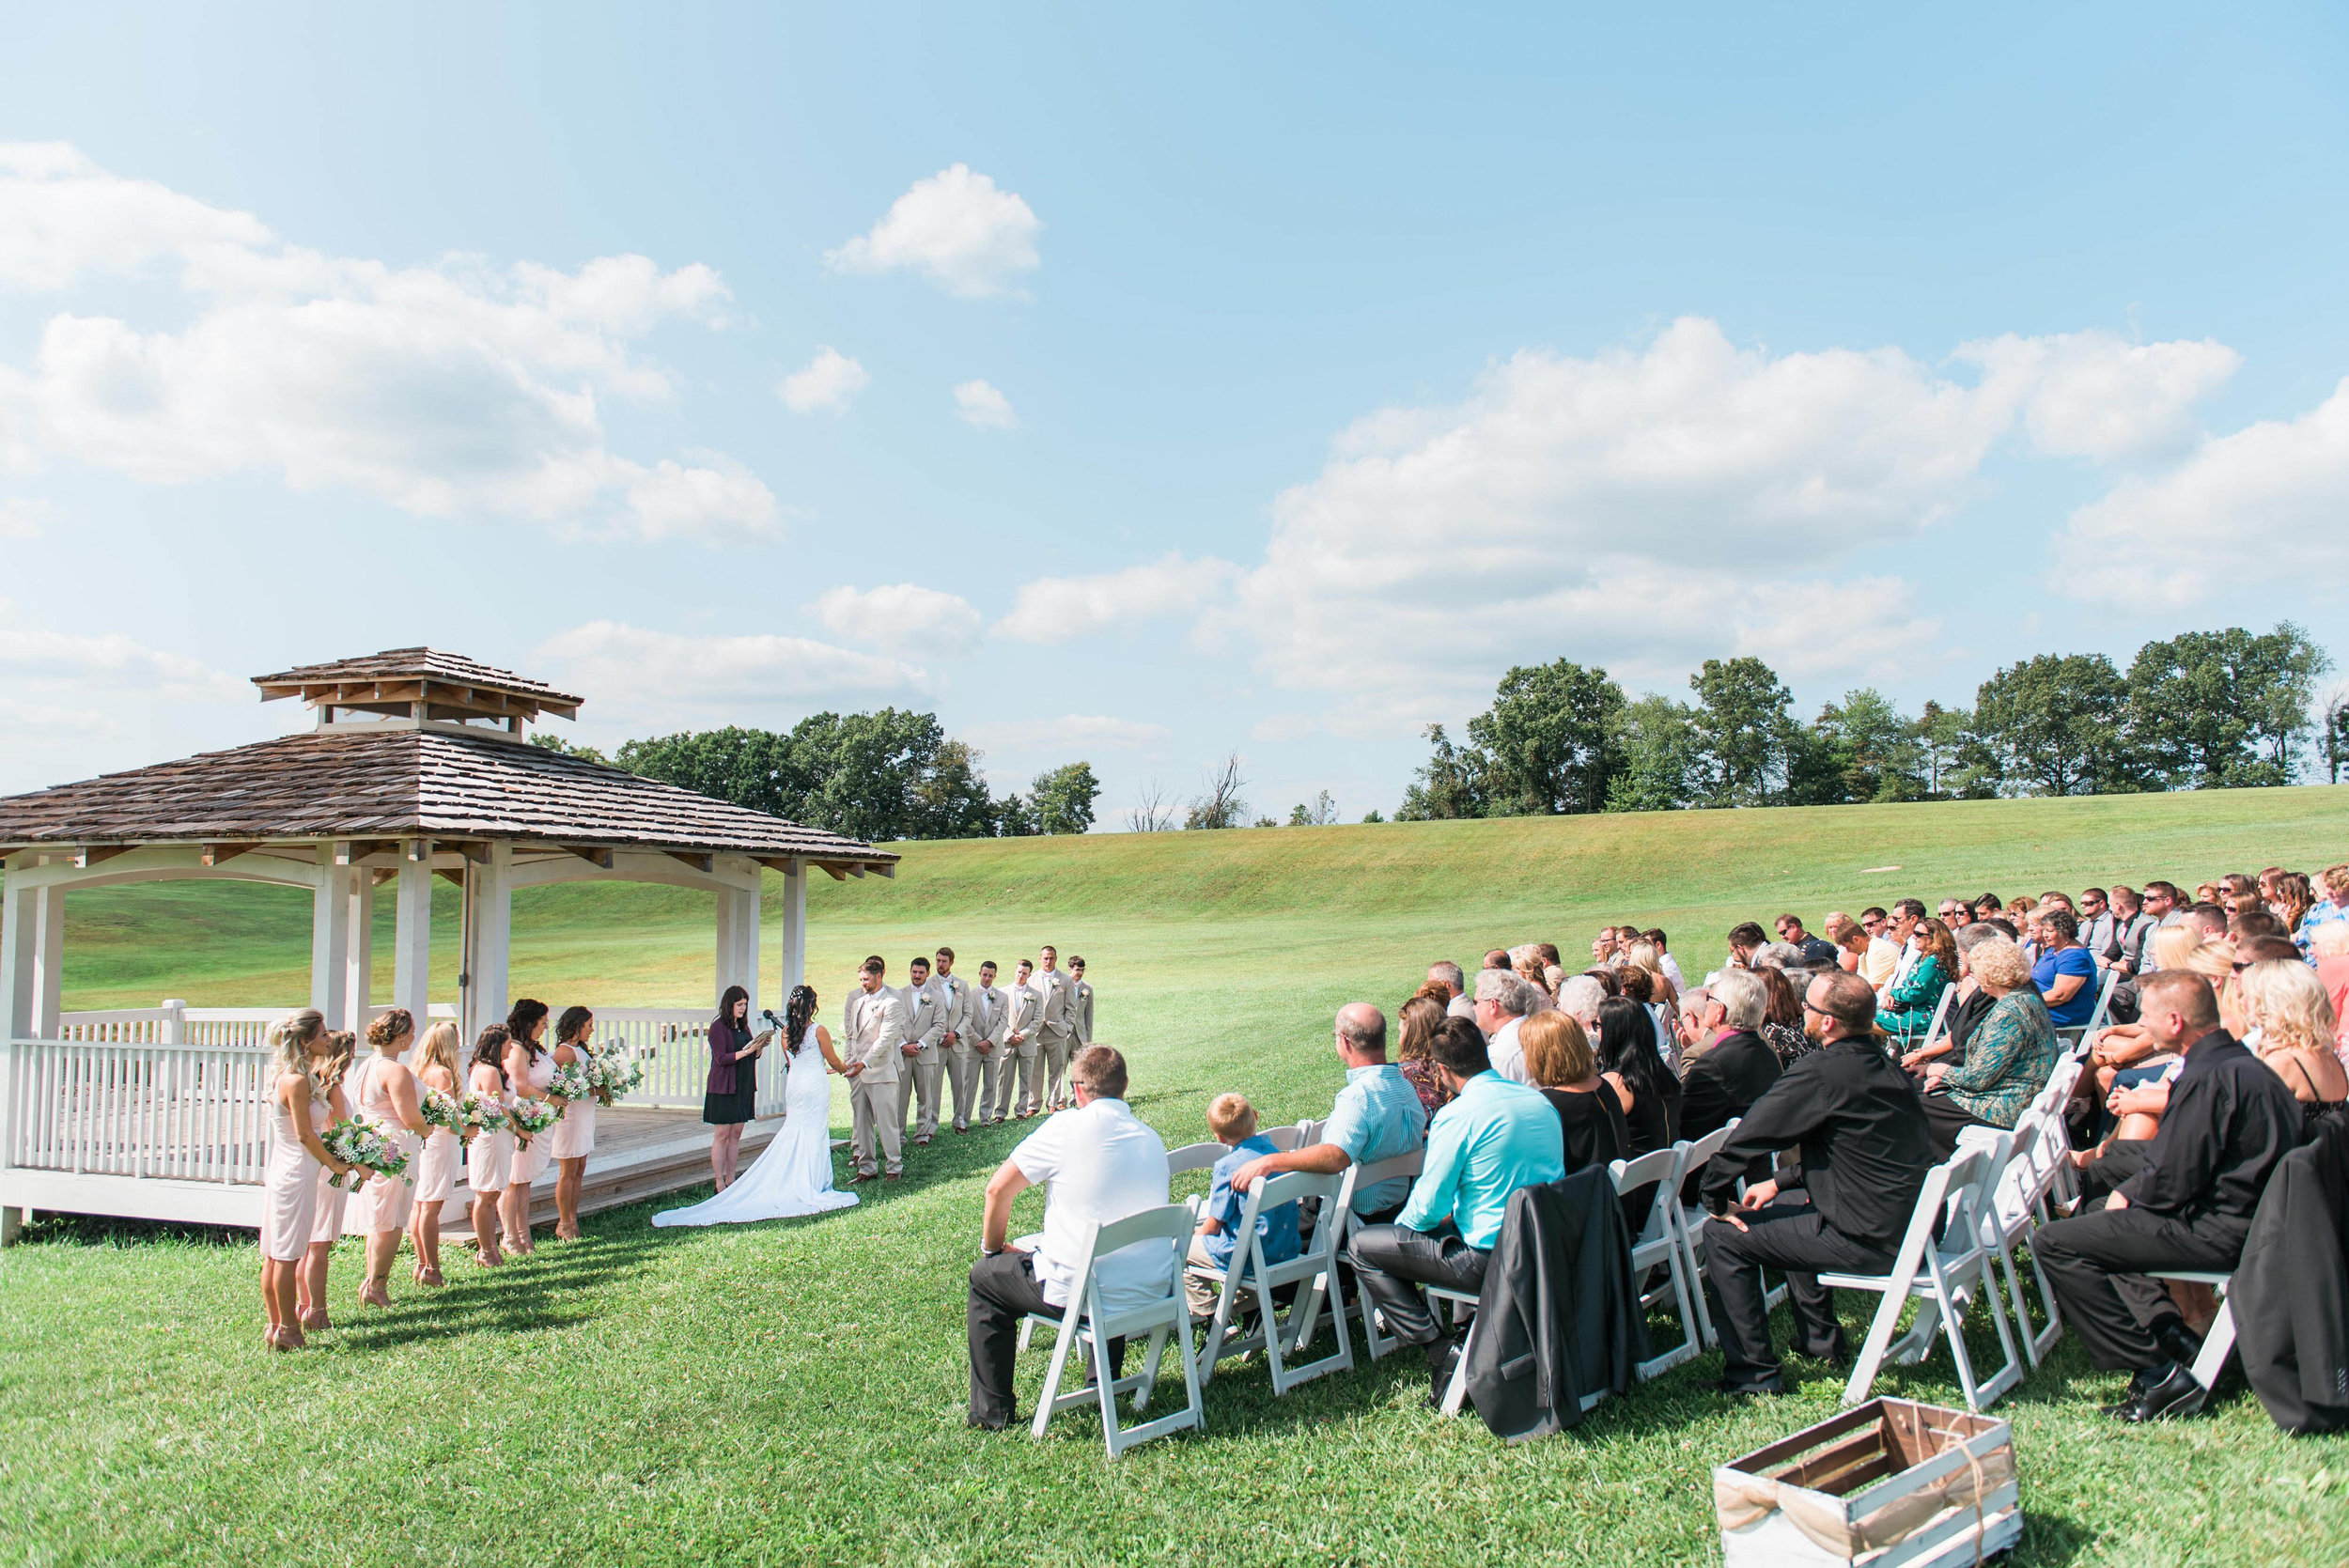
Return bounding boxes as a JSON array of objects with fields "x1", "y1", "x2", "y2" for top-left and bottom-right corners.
[
  {"x1": 1698, "y1": 970, "x2": 1932, "y2": 1395},
  {"x1": 1774, "y1": 913, "x2": 1839, "y2": 969},
  {"x1": 2034, "y1": 970, "x2": 2307, "y2": 1421}
]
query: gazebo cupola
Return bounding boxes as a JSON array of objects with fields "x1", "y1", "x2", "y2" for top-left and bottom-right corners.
[{"x1": 254, "y1": 647, "x2": 583, "y2": 737}]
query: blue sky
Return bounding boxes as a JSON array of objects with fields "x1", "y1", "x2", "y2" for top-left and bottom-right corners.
[{"x1": 4, "y1": 4, "x2": 2348, "y2": 820}]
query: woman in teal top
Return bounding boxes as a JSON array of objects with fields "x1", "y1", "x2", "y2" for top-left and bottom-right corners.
[
  {"x1": 1921, "y1": 938, "x2": 2061, "y2": 1158},
  {"x1": 1877, "y1": 919, "x2": 1958, "y2": 1043}
]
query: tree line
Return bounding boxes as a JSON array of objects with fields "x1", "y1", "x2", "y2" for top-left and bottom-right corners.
[
  {"x1": 1399, "y1": 621, "x2": 2344, "y2": 819},
  {"x1": 532, "y1": 709, "x2": 1099, "y2": 843}
]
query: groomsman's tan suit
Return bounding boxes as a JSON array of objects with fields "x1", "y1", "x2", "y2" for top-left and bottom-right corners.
[
  {"x1": 1033, "y1": 961, "x2": 1078, "y2": 1110},
  {"x1": 843, "y1": 982, "x2": 910, "y2": 1177},
  {"x1": 897, "y1": 974, "x2": 949, "y2": 1142},
  {"x1": 947, "y1": 976, "x2": 994, "y2": 1131},
  {"x1": 997, "y1": 979, "x2": 1044, "y2": 1118},
  {"x1": 1072, "y1": 975, "x2": 1096, "y2": 1047}
]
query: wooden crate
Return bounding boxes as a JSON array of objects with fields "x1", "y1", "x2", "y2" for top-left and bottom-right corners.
[{"x1": 1713, "y1": 1397, "x2": 2021, "y2": 1567}]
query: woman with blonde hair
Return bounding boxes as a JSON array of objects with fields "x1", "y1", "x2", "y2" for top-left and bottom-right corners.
[
  {"x1": 2238, "y1": 958, "x2": 2348, "y2": 1125},
  {"x1": 547, "y1": 1005, "x2": 599, "y2": 1240},
  {"x1": 1624, "y1": 939, "x2": 1679, "y2": 1012},
  {"x1": 407, "y1": 1019, "x2": 463, "y2": 1285},
  {"x1": 1921, "y1": 939, "x2": 2061, "y2": 1158},
  {"x1": 297, "y1": 1032, "x2": 359, "y2": 1331},
  {"x1": 1518, "y1": 1010, "x2": 1627, "y2": 1174},
  {"x1": 348, "y1": 1009, "x2": 433, "y2": 1309},
  {"x1": 466, "y1": 1025, "x2": 515, "y2": 1268},
  {"x1": 259, "y1": 1011, "x2": 353, "y2": 1349}
]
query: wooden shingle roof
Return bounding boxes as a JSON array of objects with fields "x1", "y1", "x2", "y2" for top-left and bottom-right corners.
[
  {"x1": 254, "y1": 647, "x2": 583, "y2": 723},
  {"x1": 0, "y1": 729, "x2": 897, "y2": 871}
]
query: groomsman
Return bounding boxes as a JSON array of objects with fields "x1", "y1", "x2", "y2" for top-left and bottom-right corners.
[
  {"x1": 1034, "y1": 945, "x2": 1078, "y2": 1112},
  {"x1": 843, "y1": 956, "x2": 909, "y2": 1180},
  {"x1": 1069, "y1": 956, "x2": 1096, "y2": 1048},
  {"x1": 999, "y1": 958, "x2": 1044, "y2": 1118},
  {"x1": 946, "y1": 954, "x2": 994, "y2": 1133},
  {"x1": 898, "y1": 955, "x2": 949, "y2": 1144}
]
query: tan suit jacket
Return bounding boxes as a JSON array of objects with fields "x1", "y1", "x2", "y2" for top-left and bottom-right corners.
[
  {"x1": 1000, "y1": 983, "x2": 1043, "y2": 1050},
  {"x1": 967, "y1": 984, "x2": 1003, "y2": 1051},
  {"x1": 1034, "y1": 968, "x2": 1076, "y2": 1039},
  {"x1": 843, "y1": 986, "x2": 910, "y2": 1085},
  {"x1": 900, "y1": 980, "x2": 947, "y2": 1060},
  {"x1": 934, "y1": 971, "x2": 975, "y2": 1045},
  {"x1": 1072, "y1": 979, "x2": 1095, "y2": 1045}
]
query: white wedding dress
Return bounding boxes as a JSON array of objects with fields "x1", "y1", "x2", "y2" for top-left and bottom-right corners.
[{"x1": 653, "y1": 1025, "x2": 859, "y2": 1226}]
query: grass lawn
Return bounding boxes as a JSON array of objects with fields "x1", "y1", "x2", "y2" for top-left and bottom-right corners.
[{"x1": 7, "y1": 788, "x2": 2349, "y2": 1564}]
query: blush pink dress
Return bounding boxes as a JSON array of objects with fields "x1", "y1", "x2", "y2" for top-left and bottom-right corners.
[
  {"x1": 509, "y1": 1048, "x2": 556, "y2": 1187},
  {"x1": 346, "y1": 1056, "x2": 420, "y2": 1233},
  {"x1": 413, "y1": 1073, "x2": 459, "y2": 1206},
  {"x1": 260, "y1": 1085, "x2": 322, "y2": 1263},
  {"x1": 467, "y1": 1066, "x2": 514, "y2": 1196},
  {"x1": 547, "y1": 1043, "x2": 598, "y2": 1161},
  {"x1": 309, "y1": 1087, "x2": 351, "y2": 1244}
]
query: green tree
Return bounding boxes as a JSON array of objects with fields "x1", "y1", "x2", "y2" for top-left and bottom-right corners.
[
  {"x1": 1911, "y1": 700, "x2": 1982, "y2": 798},
  {"x1": 1464, "y1": 660, "x2": 1626, "y2": 815},
  {"x1": 528, "y1": 732, "x2": 610, "y2": 766},
  {"x1": 2126, "y1": 622, "x2": 2333, "y2": 787},
  {"x1": 1397, "y1": 724, "x2": 1491, "y2": 820},
  {"x1": 1801, "y1": 688, "x2": 1926, "y2": 804},
  {"x1": 1965, "y1": 653, "x2": 2139, "y2": 798},
  {"x1": 1688, "y1": 657, "x2": 1793, "y2": 806},
  {"x1": 1604, "y1": 695, "x2": 1702, "y2": 812},
  {"x1": 615, "y1": 711, "x2": 1002, "y2": 842},
  {"x1": 1028, "y1": 761, "x2": 1100, "y2": 835}
]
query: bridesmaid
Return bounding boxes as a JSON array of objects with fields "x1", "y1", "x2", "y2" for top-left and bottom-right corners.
[
  {"x1": 297, "y1": 1032, "x2": 358, "y2": 1332},
  {"x1": 502, "y1": 1000, "x2": 554, "y2": 1255},
  {"x1": 547, "y1": 1005, "x2": 598, "y2": 1240},
  {"x1": 466, "y1": 1025, "x2": 515, "y2": 1267},
  {"x1": 407, "y1": 1020, "x2": 464, "y2": 1285},
  {"x1": 350, "y1": 1009, "x2": 432, "y2": 1309},
  {"x1": 261, "y1": 1009, "x2": 352, "y2": 1350}
]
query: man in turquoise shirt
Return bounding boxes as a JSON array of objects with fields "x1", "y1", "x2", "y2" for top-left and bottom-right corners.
[
  {"x1": 1228, "y1": 1002, "x2": 1427, "y2": 1221},
  {"x1": 1346, "y1": 1018, "x2": 1565, "y2": 1402}
]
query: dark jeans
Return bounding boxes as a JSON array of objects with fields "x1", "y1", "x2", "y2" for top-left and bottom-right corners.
[
  {"x1": 966, "y1": 1250, "x2": 1126, "y2": 1429},
  {"x1": 1921, "y1": 1089, "x2": 1996, "y2": 1162},
  {"x1": 2033, "y1": 1205, "x2": 2248, "y2": 1372},
  {"x1": 1346, "y1": 1223, "x2": 1488, "y2": 1348},
  {"x1": 1702, "y1": 1196, "x2": 1897, "y2": 1393}
]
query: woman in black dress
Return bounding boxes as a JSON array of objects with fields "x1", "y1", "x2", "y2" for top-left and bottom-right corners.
[
  {"x1": 1595, "y1": 996, "x2": 1679, "y2": 1235},
  {"x1": 704, "y1": 985, "x2": 772, "y2": 1192},
  {"x1": 1520, "y1": 1011, "x2": 1628, "y2": 1174}
]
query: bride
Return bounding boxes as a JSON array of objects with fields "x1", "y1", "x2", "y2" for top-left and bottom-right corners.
[{"x1": 654, "y1": 985, "x2": 859, "y2": 1226}]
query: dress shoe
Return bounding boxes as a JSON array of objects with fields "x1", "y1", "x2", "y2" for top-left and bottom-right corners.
[
  {"x1": 850, "y1": 1170, "x2": 879, "y2": 1184},
  {"x1": 2109, "y1": 1361, "x2": 2207, "y2": 1422},
  {"x1": 1712, "y1": 1377, "x2": 1785, "y2": 1398},
  {"x1": 1424, "y1": 1338, "x2": 1462, "y2": 1408},
  {"x1": 2155, "y1": 1318, "x2": 2205, "y2": 1374},
  {"x1": 884, "y1": 1171, "x2": 903, "y2": 1181}
]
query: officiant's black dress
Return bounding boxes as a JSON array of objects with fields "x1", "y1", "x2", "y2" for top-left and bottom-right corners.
[{"x1": 704, "y1": 1018, "x2": 758, "y2": 1125}]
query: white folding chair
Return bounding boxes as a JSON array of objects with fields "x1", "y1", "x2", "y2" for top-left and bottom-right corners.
[
  {"x1": 2150, "y1": 1270, "x2": 2236, "y2": 1392},
  {"x1": 1264, "y1": 1123, "x2": 1307, "y2": 1153},
  {"x1": 1916, "y1": 986, "x2": 1956, "y2": 1053},
  {"x1": 1672, "y1": 1122, "x2": 1739, "y2": 1346},
  {"x1": 1954, "y1": 1111, "x2": 2066, "y2": 1367},
  {"x1": 1338, "y1": 1147, "x2": 1426, "y2": 1361},
  {"x1": 1610, "y1": 1146, "x2": 1703, "y2": 1378},
  {"x1": 1024, "y1": 1203, "x2": 1205, "y2": 1456},
  {"x1": 1190, "y1": 1169, "x2": 1356, "y2": 1393},
  {"x1": 1819, "y1": 1144, "x2": 2025, "y2": 1412},
  {"x1": 1431, "y1": 1283, "x2": 1610, "y2": 1421},
  {"x1": 2056, "y1": 970, "x2": 2123, "y2": 1049}
]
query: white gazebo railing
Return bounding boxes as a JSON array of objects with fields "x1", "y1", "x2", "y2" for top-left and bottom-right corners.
[
  {"x1": 590, "y1": 1008, "x2": 788, "y2": 1119},
  {"x1": 53, "y1": 1002, "x2": 459, "y2": 1050},
  {"x1": 8, "y1": 1037, "x2": 276, "y2": 1184}
]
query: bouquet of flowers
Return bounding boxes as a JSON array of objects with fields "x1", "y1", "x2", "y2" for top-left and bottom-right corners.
[
  {"x1": 586, "y1": 1054, "x2": 646, "y2": 1106},
  {"x1": 456, "y1": 1092, "x2": 510, "y2": 1135},
  {"x1": 507, "y1": 1096, "x2": 562, "y2": 1141},
  {"x1": 548, "y1": 1059, "x2": 592, "y2": 1103},
  {"x1": 320, "y1": 1117, "x2": 412, "y2": 1188},
  {"x1": 417, "y1": 1084, "x2": 467, "y2": 1135}
]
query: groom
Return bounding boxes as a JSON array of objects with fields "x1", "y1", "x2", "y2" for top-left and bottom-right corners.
[{"x1": 844, "y1": 955, "x2": 910, "y2": 1181}]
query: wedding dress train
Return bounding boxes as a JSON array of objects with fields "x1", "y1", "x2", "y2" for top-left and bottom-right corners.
[{"x1": 653, "y1": 1025, "x2": 859, "y2": 1226}]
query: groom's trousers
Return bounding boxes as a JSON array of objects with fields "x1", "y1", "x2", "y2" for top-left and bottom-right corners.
[
  {"x1": 848, "y1": 1075, "x2": 902, "y2": 1176},
  {"x1": 967, "y1": 1250, "x2": 1126, "y2": 1429}
]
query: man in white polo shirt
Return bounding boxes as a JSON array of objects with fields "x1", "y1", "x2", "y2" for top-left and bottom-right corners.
[{"x1": 966, "y1": 1045, "x2": 1170, "y2": 1430}]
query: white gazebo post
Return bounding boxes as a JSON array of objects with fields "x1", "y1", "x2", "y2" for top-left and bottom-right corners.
[
  {"x1": 1, "y1": 872, "x2": 36, "y2": 1243},
  {"x1": 464, "y1": 843, "x2": 512, "y2": 1042},
  {"x1": 29, "y1": 884, "x2": 64, "y2": 1040},
  {"x1": 345, "y1": 866, "x2": 374, "y2": 1032},
  {"x1": 309, "y1": 865, "x2": 351, "y2": 1025},
  {"x1": 392, "y1": 841, "x2": 433, "y2": 1022},
  {"x1": 778, "y1": 858, "x2": 807, "y2": 1000},
  {"x1": 715, "y1": 869, "x2": 760, "y2": 1018}
]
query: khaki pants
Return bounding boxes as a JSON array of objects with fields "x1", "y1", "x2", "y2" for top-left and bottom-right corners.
[
  {"x1": 1000, "y1": 1043, "x2": 1039, "y2": 1117},
  {"x1": 896, "y1": 1050, "x2": 944, "y2": 1140},
  {"x1": 849, "y1": 1075, "x2": 903, "y2": 1175},
  {"x1": 1039, "y1": 1026, "x2": 1075, "y2": 1109},
  {"x1": 1186, "y1": 1234, "x2": 1228, "y2": 1320},
  {"x1": 946, "y1": 1044, "x2": 988, "y2": 1129}
]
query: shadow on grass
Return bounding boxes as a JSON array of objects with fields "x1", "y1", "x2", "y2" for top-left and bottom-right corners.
[{"x1": 331, "y1": 1233, "x2": 662, "y2": 1348}]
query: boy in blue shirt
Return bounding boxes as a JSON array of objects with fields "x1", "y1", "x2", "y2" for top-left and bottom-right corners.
[{"x1": 1188, "y1": 1093, "x2": 1301, "y2": 1318}]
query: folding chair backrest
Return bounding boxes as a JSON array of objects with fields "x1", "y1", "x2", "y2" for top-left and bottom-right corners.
[
  {"x1": 2083, "y1": 968, "x2": 2121, "y2": 1035},
  {"x1": 1068, "y1": 1203, "x2": 1191, "y2": 1328},
  {"x1": 1933, "y1": 1144, "x2": 2001, "y2": 1264},
  {"x1": 1919, "y1": 986, "x2": 1956, "y2": 1050},
  {"x1": 1294, "y1": 1119, "x2": 1326, "y2": 1146},
  {"x1": 1166, "y1": 1141, "x2": 1224, "y2": 1177},
  {"x1": 1678, "y1": 1123, "x2": 1735, "y2": 1187},
  {"x1": 1264, "y1": 1124, "x2": 1306, "y2": 1153},
  {"x1": 1610, "y1": 1147, "x2": 1680, "y2": 1247}
]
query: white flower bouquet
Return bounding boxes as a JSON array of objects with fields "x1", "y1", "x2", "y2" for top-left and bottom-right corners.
[
  {"x1": 457, "y1": 1092, "x2": 510, "y2": 1134},
  {"x1": 587, "y1": 1054, "x2": 646, "y2": 1106},
  {"x1": 548, "y1": 1059, "x2": 592, "y2": 1103},
  {"x1": 507, "y1": 1096, "x2": 562, "y2": 1141},
  {"x1": 320, "y1": 1117, "x2": 412, "y2": 1188},
  {"x1": 417, "y1": 1084, "x2": 467, "y2": 1135}
]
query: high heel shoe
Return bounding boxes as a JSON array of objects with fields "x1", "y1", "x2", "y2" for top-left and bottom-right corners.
[
  {"x1": 298, "y1": 1309, "x2": 332, "y2": 1332},
  {"x1": 474, "y1": 1245, "x2": 503, "y2": 1268},
  {"x1": 269, "y1": 1324, "x2": 305, "y2": 1352},
  {"x1": 357, "y1": 1280, "x2": 394, "y2": 1310},
  {"x1": 418, "y1": 1265, "x2": 444, "y2": 1286}
]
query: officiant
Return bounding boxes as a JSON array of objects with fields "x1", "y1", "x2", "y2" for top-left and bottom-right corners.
[{"x1": 704, "y1": 985, "x2": 773, "y2": 1194}]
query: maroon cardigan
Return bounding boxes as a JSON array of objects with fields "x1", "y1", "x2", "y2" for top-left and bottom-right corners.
[{"x1": 706, "y1": 1019, "x2": 749, "y2": 1096}]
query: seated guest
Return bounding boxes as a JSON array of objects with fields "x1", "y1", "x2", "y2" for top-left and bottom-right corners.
[
  {"x1": 1595, "y1": 996, "x2": 1679, "y2": 1161},
  {"x1": 1906, "y1": 922, "x2": 2006, "y2": 1076},
  {"x1": 1920, "y1": 939, "x2": 2062, "y2": 1158},
  {"x1": 1475, "y1": 969, "x2": 1540, "y2": 1083},
  {"x1": 2031, "y1": 907, "x2": 2100, "y2": 1028},
  {"x1": 1229, "y1": 1002, "x2": 1428, "y2": 1225},
  {"x1": 1878, "y1": 917, "x2": 1957, "y2": 1046},
  {"x1": 1186, "y1": 1093, "x2": 1301, "y2": 1318},
  {"x1": 1520, "y1": 1011, "x2": 1628, "y2": 1173},
  {"x1": 2087, "y1": 925, "x2": 2205, "y2": 1094},
  {"x1": 1680, "y1": 970, "x2": 1783, "y2": 1141},
  {"x1": 2238, "y1": 958, "x2": 2349, "y2": 1131},
  {"x1": 1580, "y1": 966, "x2": 1622, "y2": 999},
  {"x1": 1346, "y1": 1018, "x2": 1565, "y2": 1402},
  {"x1": 1775, "y1": 913, "x2": 1840, "y2": 968},
  {"x1": 1825, "y1": 913, "x2": 1869, "y2": 976},
  {"x1": 1396, "y1": 992, "x2": 1457, "y2": 1116},
  {"x1": 1641, "y1": 928, "x2": 1687, "y2": 994},
  {"x1": 1699, "y1": 970, "x2": 1932, "y2": 1396},
  {"x1": 1425, "y1": 960, "x2": 1475, "y2": 1021},
  {"x1": 1858, "y1": 908, "x2": 1901, "y2": 990},
  {"x1": 1557, "y1": 972, "x2": 1609, "y2": 1046},
  {"x1": 2035, "y1": 970, "x2": 2307, "y2": 1421},
  {"x1": 2312, "y1": 923, "x2": 2349, "y2": 1053},
  {"x1": 1753, "y1": 966, "x2": 1813, "y2": 1068},
  {"x1": 1672, "y1": 986, "x2": 1713, "y2": 1063},
  {"x1": 1726, "y1": 922, "x2": 1768, "y2": 971},
  {"x1": 967, "y1": 1047, "x2": 1169, "y2": 1430}
]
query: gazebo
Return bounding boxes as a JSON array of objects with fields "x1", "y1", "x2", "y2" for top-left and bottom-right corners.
[{"x1": 0, "y1": 648, "x2": 897, "y2": 1241}]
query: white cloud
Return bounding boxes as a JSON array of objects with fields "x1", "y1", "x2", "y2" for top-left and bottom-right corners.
[
  {"x1": 824, "y1": 163, "x2": 1041, "y2": 300},
  {"x1": 1956, "y1": 329, "x2": 2238, "y2": 461},
  {"x1": 534, "y1": 621, "x2": 933, "y2": 731},
  {"x1": 997, "y1": 552, "x2": 1239, "y2": 644},
  {"x1": 0, "y1": 598, "x2": 256, "y2": 788},
  {"x1": 1224, "y1": 316, "x2": 2222, "y2": 734},
  {"x1": 2054, "y1": 377, "x2": 2349, "y2": 608},
  {"x1": 778, "y1": 346, "x2": 869, "y2": 414},
  {"x1": 812, "y1": 582, "x2": 984, "y2": 657},
  {"x1": 953, "y1": 379, "x2": 1018, "y2": 430},
  {"x1": 964, "y1": 714, "x2": 1172, "y2": 753},
  {"x1": 0, "y1": 496, "x2": 52, "y2": 538},
  {"x1": 0, "y1": 143, "x2": 780, "y2": 543}
]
